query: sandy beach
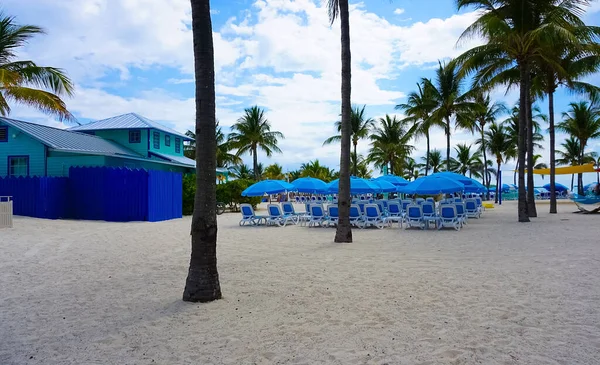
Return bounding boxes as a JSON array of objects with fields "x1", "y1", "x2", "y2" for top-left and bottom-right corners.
[{"x1": 1, "y1": 201, "x2": 600, "y2": 364}]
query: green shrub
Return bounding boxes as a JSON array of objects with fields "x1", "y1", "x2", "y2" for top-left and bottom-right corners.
[{"x1": 182, "y1": 176, "x2": 261, "y2": 215}]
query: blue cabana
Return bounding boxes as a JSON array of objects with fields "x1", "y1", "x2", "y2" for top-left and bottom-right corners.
[{"x1": 242, "y1": 179, "x2": 295, "y2": 197}]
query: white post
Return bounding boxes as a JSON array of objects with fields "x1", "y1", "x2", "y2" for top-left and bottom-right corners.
[{"x1": 0, "y1": 196, "x2": 13, "y2": 228}]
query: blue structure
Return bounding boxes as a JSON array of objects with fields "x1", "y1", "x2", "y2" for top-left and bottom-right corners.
[{"x1": 0, "y1": 113, "x2": 195, "y2": 178}]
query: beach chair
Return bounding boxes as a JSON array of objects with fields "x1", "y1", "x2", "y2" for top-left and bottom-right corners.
[
  {"x1": 415, "y1": 198, "x2": 425, "y2": 205},
  {"x1": 421, "y1": 201, "x2": 437, "y2": 229},
  {"x1": 266, "y1": 204, "x2": 297, "y2": 227},
  {"x1": 349, "y1": 204, "x2": 364, "y2": 228},
  {"x1": 400, "y1": 199, "x2": 412, "y2": 216},
  {"x1": 308, "y1": 204, "x2": 326, "y2": 227},
  {"x1": 475, "y1": 196, "x2": 484, "y2": 213},
  {"x1": 404, "y1": 204, "x2": 425, "y2": 230},
  {"x1": 438, "y1": 205, "x2": 461, "y2": 231},
  {"x1": 363, "y1": 204, "x2": 389, "y2": 229},
  {"x1": 426, "y1": 197, "x2": 435, "y2": 204},
  {"x1": 375, "y1": 200, "x2": 385, "y2": 214},
  {"x1": 386, "y1": 201, "x2": 403, "y2": 228},
  {"x1": 455, "y1": 203, "x2": 467, "y2": 226},
  {"x1": 324, "y1": 205, "x2": 339, "y2": 227},
  {"x1": 465, "y1": 199, "x2": 481, "y2": 218},
  {"x1": 239, "y1": 204, "x2": 267, "y2": 226}
]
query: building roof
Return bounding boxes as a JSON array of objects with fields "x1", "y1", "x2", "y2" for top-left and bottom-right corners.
[
  {"x1": 149, "y1": 151, "x2": 196, "y2": 168},
  {"x1": 0, "y1": 117, "x2": 144, "y2": 158},
  {"x1": 68, "y1": 113, "x2": 192, "y2": 140}
]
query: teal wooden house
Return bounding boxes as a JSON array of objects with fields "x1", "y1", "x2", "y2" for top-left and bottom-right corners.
[{"x1": 0, "y1": 113, "x2": 196, "y2": 178}]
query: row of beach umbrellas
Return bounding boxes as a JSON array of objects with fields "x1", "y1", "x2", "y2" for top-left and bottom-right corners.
[{"x1": 241, "y1": 172, "x2": 488, "y2": 197}]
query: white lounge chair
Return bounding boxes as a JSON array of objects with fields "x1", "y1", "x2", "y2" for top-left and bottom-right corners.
[
  {"x1": 239, "y1": 204, "x2": 267, "y2": 226},
  {"x1": 404, "y1": 204, "x2": 425, "y2": 230},
  {"x1": 438, "y1": 205, "x2": 461, "y2": 231},
  {"x1": 266, "y1": 204, "x2": 297, "y2": 227}
]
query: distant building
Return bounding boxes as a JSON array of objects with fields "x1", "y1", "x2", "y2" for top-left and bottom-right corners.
[{"x1": 0, "y1": 113, "x2": 195, "y2": 177}]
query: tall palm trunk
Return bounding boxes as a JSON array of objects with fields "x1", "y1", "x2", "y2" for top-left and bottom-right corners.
[
  {"x1": 526, "y1": 78, "x2": 537, "y2": 217},
  {"x1": 578, "y1": 142, "x2": 585, "y2": 195},
  {"x1": 352, "y1": 140, "x2": 357, "y2": 176},
  {"x1": 481, "y1": 126, "x2": 489, "y2": 200},
  {"x1": 425, "y1": 130, "x2": 430, "y2": 176},
  {"x1": 571, "y1": 174, "x2": 575, "y2": 191},
  {"x1": 496, "y1": 160, "x2": 501, "y2": 204},
  {"x1": 252, "y1": 145, "x2": 259, "y2": 181},
  {"x1": 517, "y1": 62, "x2": 530, "y2": 222},
  {"x1": 548, "y1": 89, "x2": 557, "y2": 213},
  {"x1": 514, "y1": 160, "x2": 518, "y2": 186},
  {"x1": 183, "y1": 0, "x2": 222, "y2": 303},
  {"x1": 445, "y1": 116, "x2": 451, "y2": 171},
  {"x1": 334, "y1": 0, "x2": 352, "y2": 243}
]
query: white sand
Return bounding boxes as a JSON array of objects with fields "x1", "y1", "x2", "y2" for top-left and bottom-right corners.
[{"x1": 1, "y1": 201, "x2": 600, "y2": 364}]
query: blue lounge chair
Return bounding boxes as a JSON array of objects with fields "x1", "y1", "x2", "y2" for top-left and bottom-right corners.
[
  {"x1": 404, "y1": 204, "x2": 425, "y2": 230},
  {"x1": 282, "y1": 201, "x2": 299, "y2": 217},
  {"x1": 455, "y1": 203, "x2": 467, "y2": 226},
  {"x1": 400, "y1": 199, "x2": 412, "y2": 216},
  {"x1": 266, "y1": 204, "x2": 297, "y2": 227},
  {"x1": 239, "y1": 204, "x2": 267, "y2": 226},
  {"x1": 386, "y1": 201, "x2": 403, "y2": 228},
  {"x1": 308, "y1": 204, "x2": 326, "y2": 227},
  {"x1": 475, "y1": 196, "x2": 484, "y2": 213},
  {"x1": 438, "y1": 205, "x2": 461, "y2": 231},
  {"x1": 325, "y1": 205, "x2": 339, "y2": 227},
  {"x1": 465, "y1": 199, "x2": 480, "y2": 219},
  {"x1": 421, "y1": 201, "x2": 437, "y2": 229},
  {"x1": 349, "y1": 204, "x2": 364, "y2": 228},
  {"x1": 363, "y1": 204, "x2": 389, "y2": 229}
]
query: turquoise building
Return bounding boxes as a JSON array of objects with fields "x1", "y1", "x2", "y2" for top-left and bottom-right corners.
[{"x1": 0, "y1": 113, "x2": 196, "y2": 178}]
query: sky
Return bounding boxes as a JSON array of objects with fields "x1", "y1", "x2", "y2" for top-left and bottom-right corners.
[{"x1": 5, "y1": 0, "x2": 600, "y2": 188}]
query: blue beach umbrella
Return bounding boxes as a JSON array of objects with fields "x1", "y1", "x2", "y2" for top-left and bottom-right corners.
[
  {"x1": 369, "y1": 179, "x2": 397, "y2": 192},
  {"x1": 542, "y1": 183, "x2": 569, "y2": 192},
  {"x1": 327, "y1": 177, "x2": 380, "y2": 194},
  {"x1": 399, "y1": 175, "x2": 464, "y2": 195},
  {"x1": 290, "y1": 177, "x2": 328, "y2": 193},
  {"x1": 374, "y1": 175, "x2": 410, "y2": 186},
  {"x1": 241, "y1": 179, "x2": 295, "y2": 197},
  {"x1": 431, "y1": 172, "x2": 485, "y2": 193},
  {"x1": 502, "y1": 183, "x2": 517, "y2": 192}
]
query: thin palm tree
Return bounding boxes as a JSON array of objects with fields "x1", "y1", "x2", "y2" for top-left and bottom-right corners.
[
  {"x1": 557, "y1": 101, "x2": 600, "y2": 194},
  {"x1": 449, "y1": 143, "x2": 483, "y2": 178},
  {"x1": 326, "y1": 0, "x2": 352, "y2": 243},
  {"x1": 395, "y1": 81, "x2": 439, "y2": 175},
  {"x1": 323, "y1": 105, "x2": 375, "y2": 176},
  {"x1": 0, "y1": 13, "x2": 75, "y2": 121},
  {"x1": 556, "y1": 136, "x2": 597, "y2": 190},
  {"x1": 228, "y1": 106, "x2": 284, "y2": 181},
  {"x1": 484, "y1": 122, "x2": 512, "y2": 203},
  {"x1": 230, "y1": 164, "x2": 253, "y2": 180},
  {"x1": 183, "y1": 0, "x2": 221, "y2": 303},
  {"x1": 367, "y1": 114, "x2": 415, "y2": 175},
  {"x1": 424, "y1": 60, "x2": 473, "y2": 171}
]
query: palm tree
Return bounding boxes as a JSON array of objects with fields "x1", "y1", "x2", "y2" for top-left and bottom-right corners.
[
  {"x1": 0, "y1": 14, "x2": 75, "y2": 122},
  {"x1": 253, "y1": 162, "x2": 265, "y2": 181},
  {"x1": 556, "y1": 136, "x2": 597, "y2": 190},
  {"x1": 557, "y1": 101, "x2": 600, "y2": 195},
  {"x1": 395, "y1": 81, "x2": 439, "y2": 175},
  {"x1": 183, "y1": 0, "x2": 221, "y2": 303},
  {"x1": 323, "y1": 105, "x2": 375, "y2": 176},
  {"x1": 425, "y1": 60, "x2": 472, "y2": 171},
  {"x1": 228, "y1": 106, "x2": 284, "y2": 181},
  {"x1": 300, "y1": 160, "x2": 335, "y2": 182},
  {"x1": 404, "y1": 158, "x2": 423, "y2": 181},
  {"x1": 288, "y1": 169, "x2": 302, "y2": 182},
  {"x1": 326, "y1": 0, "x2": 352, "y2": 243},
  {"x1": 455, "y1": 0, "x2": 591, "y2": 222},
  {"x1": 230, "y1": 164, "x2": 254, "y2": 180},
  {"x1": 449, "y1": 143, "x2": 483, "y2": 178},
  {"x1": 264, "y1": 163, "x2": 285, "y2": 180},
  {"x1": 350, "y1": 152, "x2": 372, "y2": 179},
  {"x1": 484, "y1": 122, "x2": 512, "y2": 203},
  {"x1": 420, "y1": 149, "x2": 444, "y2": 174},
  {"x1": 367, "y1": 114, "x2": 415, "y2": 175},
  {"x1": 185, "y1": 122, "x2": 241, "y2": 167},
  {"x1": 458, "y1": 91, "x2": 506, "y2": 198}
]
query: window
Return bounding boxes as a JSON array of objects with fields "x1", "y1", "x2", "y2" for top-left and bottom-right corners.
[
  {"x1": 8, "y1": 156, "x2": 29, "y2": 177},
  {"x1": 165, "y1": 135, "x2": 171, "y2": 147},
  {"x1": 129, "y1": 130, "x2": 141, "y2": 143},
  {"x1": 0, "y1": 126, "x2": 7, "y2": 142},
  {"x1": 175, "y1": 138, "x2": 181, "y2": 153},
  {"x1": 153, "y1": 131, "x2": 160, "y2": 149}
]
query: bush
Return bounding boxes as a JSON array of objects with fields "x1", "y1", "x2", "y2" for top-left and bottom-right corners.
[{"x1": 182, "y1": 176, "x2": 261, "y2": 215}]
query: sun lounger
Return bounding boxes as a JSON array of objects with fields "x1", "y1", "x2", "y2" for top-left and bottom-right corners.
[
  {"x1": 465, "y1": 199, "x2": 480, "y2": 218},
  {"x1": 349, "y1": 204, "x2": 364, "y2": 228},
  {"x1": 386, "y1": 201, "x2": 403, "y2": 228},
  {"x1": 308, "y1": 204, "x2": 326, "y2": 227},
  {"x1": 438, "y1": 205, "x2": 461, "y2": 231},
  {"x1": 363, "y1": 204, "x2": 390, "y2": 229},
  {"x1": 267, "y1": 204, "x2": 297, "y2": 227},
  {"x1": 324, "y1": 205, "x2": 339, "y2": 227},
  {"x1": 421, "y1": 201, "x2": 437, "y2": 229},
  {"x1": 239, "y1": 204, "x2": 267, "y2": 226},
  {"x1": 455, "y1": 202, "x2": 467, "y2": 226},
  {"x1": 404, "y1": 204, "x2": 425, "y2": 230}
]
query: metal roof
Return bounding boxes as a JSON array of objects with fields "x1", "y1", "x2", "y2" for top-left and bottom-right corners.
[
  {"x1": 0, "y1": 117, "x2": 144, "y2": 158},
  {"x1": 68, "y1": 113, "x2": 192, "y2": 140},
  {"x1": 149, "y1": 151, "x2": 196, "y2": 167}
]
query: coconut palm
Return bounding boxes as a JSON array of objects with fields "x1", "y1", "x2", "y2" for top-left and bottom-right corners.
[
  {"x1": 449, "y1": 143, "x2": 483, "y2": 178},
  {"x1": 420, "y1": 149, "x2": 444, "y2": 174},
  {"x1": 367, "y1": 114, "x2": 416, "y2": 175},
  {"x1": 185, "y1": 122, "x2": 241, "y2": 167},
  {"x1": 288, "y1": 169, "x2": 302, "y2": 182},
  {"x1": 230, "y1": 164, "x2": 254, "y2": 180},
  {"x1": 483, "y1": 122, "x2": 512, "y2": 203},
  {"x1": 0, "y1": 13, "x2": 75, "y2": 122},
  {"x1": 351, "y1": 153, "x2": 373, "y2": 179},
  {"x1": 556, "y1": 136, "x2": 598, "y2": 190},
  {"x1": 228, "y1": 106, "x2": 284, "y2": 181},
  {"x1": 300, "y1": 160, "x2": 335, "y2": 182},
  {"x1": 264, "y1": 163, "x2": 285, "y2": 180},
  {"x1": 455, "y1": 0, "x2": 593, "y2": 222},
  {"x1": 395, "y1": 80, "x2": 440, "y2": 175},
  {"x1": 404, "y1": 158, "x2": 423, "y2": 181},
  {"x1": 557, "y1": 101, "x2": 600, "y2": 194},
  {"x1": 183, "y1": 0, "x2": 221, "y2": 303},
  {"x1": 424, "y1": 60, "x2": 473, "y2": 171}
]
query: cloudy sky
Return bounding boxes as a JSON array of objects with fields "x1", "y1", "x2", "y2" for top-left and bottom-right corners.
[{"x1": 5, "y1": 0, "x2": 600, "y2": 186}]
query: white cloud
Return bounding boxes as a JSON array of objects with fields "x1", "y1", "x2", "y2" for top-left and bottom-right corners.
[{"x1": 393, "y1": 8, "x2": 405, "y2": 15}]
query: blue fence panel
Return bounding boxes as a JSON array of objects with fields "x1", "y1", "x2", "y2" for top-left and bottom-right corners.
[
  {"x1": 0, "y1": 176, "x2": 68, "y2": 219},
  {"x1": 148, "y1": 170, "x2": 182, "y2": 222}
]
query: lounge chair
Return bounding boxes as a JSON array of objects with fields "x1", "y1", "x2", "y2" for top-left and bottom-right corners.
[
  {"x1": 282, "y1": 201, "x2": 299, "y2": 217},
  {"x1": 324, "y1": 205, "x2": 339, "y2": 227},
  {"x1": 400, "y1": 199, "x2": 412, "y2": 216},
  {"x1": 421, "y1": 201, "x2": 437, "y2": 229},
  {"x1": 349, "y1": 204, "x2": 364, "y2": 228},
  {"x1": 465, "y1": 199, "x2": 480, "y2": 218},
  {"x1": 363, "y1": 204, "x2": 390, "y2": 229},
  {"x1": 239, "y1": 204, "x2": 267, "y2": 226},
  {"x1": 267, "y1": 204, "x2": 297, "y2": 227},
  {"x1": 308, "y1": 204, "x2": 326, "y2": 227},
  {"x1": 438, "y1": 205, "x2": 461, "y2": 231},
  {"x1": 404, "y1": 204, "x2": 425, "y2": 230},
  {"x1": 475, "y1": 196, "x2": 484, "y2": 213},
  {"x1": 386, "y1": 201, "x2": 403, "y2": 228},
  {"x1": 455, "y1": 203, "x2": 467, "y2": 226},
  {"x1": 415, "y1": 198, "x2": 425, "y2": 205}
]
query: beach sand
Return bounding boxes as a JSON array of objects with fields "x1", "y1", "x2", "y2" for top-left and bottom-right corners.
[{"x1": 1, "y1": 201, "x2": 599, "y2": 364}]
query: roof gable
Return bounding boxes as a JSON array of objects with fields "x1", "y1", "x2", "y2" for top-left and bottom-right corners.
[{"x1": 68, "y1": 113, "x2": 191, "y2": 141}]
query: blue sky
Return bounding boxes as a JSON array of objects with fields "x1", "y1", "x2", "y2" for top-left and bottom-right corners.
[{"x1": 5, "y1": 0, "x2": 600, "y2": 187}]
